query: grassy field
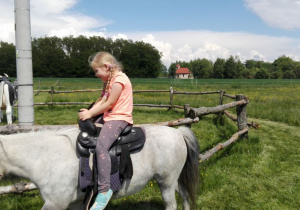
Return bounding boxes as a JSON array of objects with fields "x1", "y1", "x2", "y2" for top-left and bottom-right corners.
[{"x1": 1, "y1": 78, "x2": 300, "y2": 209}]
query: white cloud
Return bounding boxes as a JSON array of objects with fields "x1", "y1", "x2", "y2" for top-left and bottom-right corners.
[
  {"x1": 31, "y1": 0, "x2": 77, "y2": 15},
  {"x1": 112, "y1": 33, "x2": 129, "y2": 41},
  {"x1": 250, "y1": 50, "x2": 266, "y2": 61},
  {"x1": 0, "y1": 0, "x2": 15, "y2": 43},
  {"x1": 1, "y1": 0, "x2": 300, "y2": 68},
  {"x1": 244, "y1": 0, "x2": 300, "y2": 30},
  {"x1": 142, "y1": 34, "x2": 173, "y2": 64},
  {"x1": 46, "y1": 15, "x2": 104, "y2": 37},
  {"x1": 0, "y1": 0, "x2": 111, "y2": 42},
  {"x1": 124, "y1": 30, "x2": 300, "y2": 67},
  {"x1": 194, "y1": 42, "x2": 230, "y2": 62}
]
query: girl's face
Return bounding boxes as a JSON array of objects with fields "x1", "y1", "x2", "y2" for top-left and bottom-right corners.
[{"x1": 93, "y1": 65, "x2": 109, "y2": 81}]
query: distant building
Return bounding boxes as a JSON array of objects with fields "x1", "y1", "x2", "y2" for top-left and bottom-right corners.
[{"x1": 175, "y1": 64, "x2": 193, "y2": 79}]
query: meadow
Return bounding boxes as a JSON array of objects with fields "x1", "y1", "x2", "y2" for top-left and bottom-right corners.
[{"x1": 0, "y1": 78, "x2": 300, "y2": 209}]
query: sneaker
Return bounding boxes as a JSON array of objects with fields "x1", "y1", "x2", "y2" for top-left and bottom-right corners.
[{"x1": 90, "y1": 189, "x2": 113, "y2": 210}]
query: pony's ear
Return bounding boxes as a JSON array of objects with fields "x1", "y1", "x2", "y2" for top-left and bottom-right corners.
[
  {"x1": 4, "y1": 73, "x2": 8, "y2": 77},
  {"x1": 0, "y1": 76, "x2": 2, "y2": 78}
]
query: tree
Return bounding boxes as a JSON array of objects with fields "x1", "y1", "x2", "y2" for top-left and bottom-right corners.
[
  {"x1": 168, "y1": 63, "x2": 177, "y2": 78},
  {"x1": 273, "y1": 55, "x2": 295, "y2": 72},
  {"x1": 32, "y1": 36, "x2": 67, "y2": 77},
  {"x1": 223, "y1": 56, "x2": 245, "y2": 79},
  {"x1": 0, "y1": 42, "x2": 16, "y2": 77},
  {"x1": 137, "y1": 41, "x2": 161, "y2": 78},
  {"x1": 213, "y1": 58, "x2": 225, "y2": 78},
  {"x1": 241, "y1": 68, "x2": 256, "y2": 79},
  {"x1": 224, "y1": 56, "x2": 237, "y2": 78},
  {"x1": 271, "y1": 55, "x2": 295, "y2": 79},
  {"x1": 282, "y1": 70, "x2": 295, "y2": 79},
  {"x1": 8, "y1": 35, "x2": 300, "y2": 80},
  {"x1": 190, "y1": 58, "x2": 213, "y2": 79},
  {"x1": 65, "y1": 35, "x2": 97, "y2": 77},
  {"x1": 160, "y1": 63, "x2": 168, "y2": 77},
  {"x1": 119, "y1": 41, "x2": 141, "y2": 77},
  {"x1": 236, "y1": 59, "x2": 245, "y2": 78},
  {"x1": 294, "y1": 63, "x2": 300, "y2": 79},
  {"x1": 244, "y1": 59, "x2": 273, "y2": 79},
  {"x1": 190, "y1": 59, "x2": 201, "y2": 78},
  {"x1": 31, "y1": 36, "x2": 163, "y2": 78},
  {"x1": 254, "y1": 68, "x2": 269, "y2": 79},
  {"x1": 111, "y1": 38, "x2": 127, "y2": 59},
  {"x1": 119, "y1": 41, "x2": 161, "y2": 78},
  {"x1": 245, "y1": 59, "x2": 257, "y2": 69}
]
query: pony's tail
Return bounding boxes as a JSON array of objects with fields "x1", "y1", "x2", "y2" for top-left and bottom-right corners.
[{"x1": 178, "y1": 126, "x2": 200, "y2": 209}]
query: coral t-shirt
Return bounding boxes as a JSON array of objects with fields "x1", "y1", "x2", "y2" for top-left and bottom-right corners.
[{"x1": 103, "y1": 71, "x2": 133, "y2": 124}]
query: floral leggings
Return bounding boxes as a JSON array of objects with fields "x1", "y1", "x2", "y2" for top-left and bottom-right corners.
[{"x1": 96, "y1": 120, "x2": 128, "y2": 193}]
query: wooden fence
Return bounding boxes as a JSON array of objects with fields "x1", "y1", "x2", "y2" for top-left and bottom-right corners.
[
  {"x1": 9, "y1": 86, "x2": 258, "y2": 145},
  {"x1": 32, "y1": 86, "x2": 258, "y2": 161},
  {"x1": 0, "y1": 84, "x2": 259, "y2": 194},
  {"x1": 33, "y1": 86, "x2": 236, "y2": 109}
]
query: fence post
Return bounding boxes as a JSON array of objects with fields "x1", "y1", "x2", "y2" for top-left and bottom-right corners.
[
  {"x1": 217, "y1": 90, "x2": 225, "y2": 119},
  {"x1": 50, "y1": 86, "x2": 54, "y2": 103},
  {"x1": 169, "y1": 87, "x2": 174, "y2": 110},
  {"x1": 184, "y1": 104, "x2": 191, "y2": 128},
  {"x1": 35, "y1": 79, "x2": 41, "y2": 96},
  {"x1": 219, "y1": 90, "x2": 225, "y2": 105},
  {"x1": 236, "y1": 94, "x2": 248, "y2": 137}
]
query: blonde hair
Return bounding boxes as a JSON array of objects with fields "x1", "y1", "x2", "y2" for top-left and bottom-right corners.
[{"x1": 88, "y1": 52, "x2": 123, "y2": 104}]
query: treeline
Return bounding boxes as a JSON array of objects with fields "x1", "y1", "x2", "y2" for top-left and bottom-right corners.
[
  {"x1": 169, "y1": 55, "x2": 300, "y2": 79},
  {"x1": 1, "y1": 36, "x2": 300, "y2": 79},
  {"x1": 0, "y1": 36, "x2": 163, "y2": 78}
]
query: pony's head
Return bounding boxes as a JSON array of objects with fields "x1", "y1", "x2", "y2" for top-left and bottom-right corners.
[{"x1": 0, "y1": 73, "x2": 9, "y2": 78}]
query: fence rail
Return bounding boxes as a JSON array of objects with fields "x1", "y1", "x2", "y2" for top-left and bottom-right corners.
[
  {"x1": 0, "y1": 82, "x2": 260, "y2": 194},
  {"x1": 33, "y1": 86, "x2": 236, "y2": 108}
]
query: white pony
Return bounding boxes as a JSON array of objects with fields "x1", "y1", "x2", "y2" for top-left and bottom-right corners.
[
  {"x1": 0, "y1": 125, "x2": 200, "y2": 210},
  {"x1": 0, "y1": 73, "x2": 16, "y2": 124}
]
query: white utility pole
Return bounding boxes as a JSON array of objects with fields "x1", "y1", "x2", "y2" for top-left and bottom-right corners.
[{"x1": 14, "y1": 0, "x2": 34, "y2": 126}]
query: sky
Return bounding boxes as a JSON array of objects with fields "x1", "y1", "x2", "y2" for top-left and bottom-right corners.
[{"x1": 1, "y1": 0, "x2": 300, "y2": 67}]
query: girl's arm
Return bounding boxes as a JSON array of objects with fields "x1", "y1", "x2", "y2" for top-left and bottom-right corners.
[{"x1": 79, "y1": 83, "x2": 123, "y2": 121}]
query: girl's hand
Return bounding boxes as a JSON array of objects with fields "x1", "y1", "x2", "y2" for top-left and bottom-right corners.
[{"x1": 78, "y1": 108, "x2": 92, "y2": 121}]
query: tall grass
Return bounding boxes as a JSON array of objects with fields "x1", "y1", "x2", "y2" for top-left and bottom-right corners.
[
  {"x1": 1, "y1": 78, "x2": 299, "y2": 209},
  {"x1": 30, "y1": 78, "x2": 300, "y2": 127}
]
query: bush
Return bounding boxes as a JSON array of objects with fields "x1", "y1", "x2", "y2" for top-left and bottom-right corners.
[{"x1": 254, "y1": 68, "x2": 269, "y2": 79}]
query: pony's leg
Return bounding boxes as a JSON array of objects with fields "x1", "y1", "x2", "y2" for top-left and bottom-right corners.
[
  {"x1": 41, "y1": 201, "x2": 61, "y2": 210},
  {"x1": 176, "y1": 183, "x2": 190, "y2": 210},
  {"x1": 3, "y1": 85, "x2": 12, "y2": 124},
  {"x1": 11, "y1": 105, "x2": 14, "y2": 121},
  {"x1": 157, "y1": 180, "x2": 177, "y2": 210},
  {"x1": 5, "y1": 106, "x2": 12, "y2": 124}
]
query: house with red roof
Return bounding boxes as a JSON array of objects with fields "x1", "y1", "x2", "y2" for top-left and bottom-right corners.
[{"x1": 175, "y1": 64, "x2": 193, "y2": 79}]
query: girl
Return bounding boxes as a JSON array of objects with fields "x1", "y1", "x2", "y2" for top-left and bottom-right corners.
[{"x1": 79, "y1": 52, "x2": 133, "y2": 210}]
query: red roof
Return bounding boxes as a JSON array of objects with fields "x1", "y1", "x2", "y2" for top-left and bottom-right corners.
[{"x1": 175, "y1": 68, "x2": 191, "y2": 74}]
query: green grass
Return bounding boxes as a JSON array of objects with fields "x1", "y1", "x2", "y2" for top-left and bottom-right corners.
[
  {"x1": 29, "y1": 77, "x2": 300, "y2": 126},
  {"x1": 1, "y1": 78, "x2": 300, "y2": 209},
  {"x1": 196, "y1": 118, "x2": 300, "y2": 209}
]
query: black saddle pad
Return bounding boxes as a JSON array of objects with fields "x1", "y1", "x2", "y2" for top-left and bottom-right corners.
[{"x1": 77, "y1": 123, "x2": 146, "y2": 175}]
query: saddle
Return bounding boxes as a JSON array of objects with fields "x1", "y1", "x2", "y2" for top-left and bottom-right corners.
[
  {"x1": 76, "y1": 118, "x2": 146, "y2": 183},
  {"x1": 77, "y1": 119, "x2": 146, "y2": 209}
]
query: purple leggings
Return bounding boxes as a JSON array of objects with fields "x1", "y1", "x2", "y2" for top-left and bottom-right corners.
[{"x1": 96, "y1": 120, "x2": 128, "y2": 193}]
